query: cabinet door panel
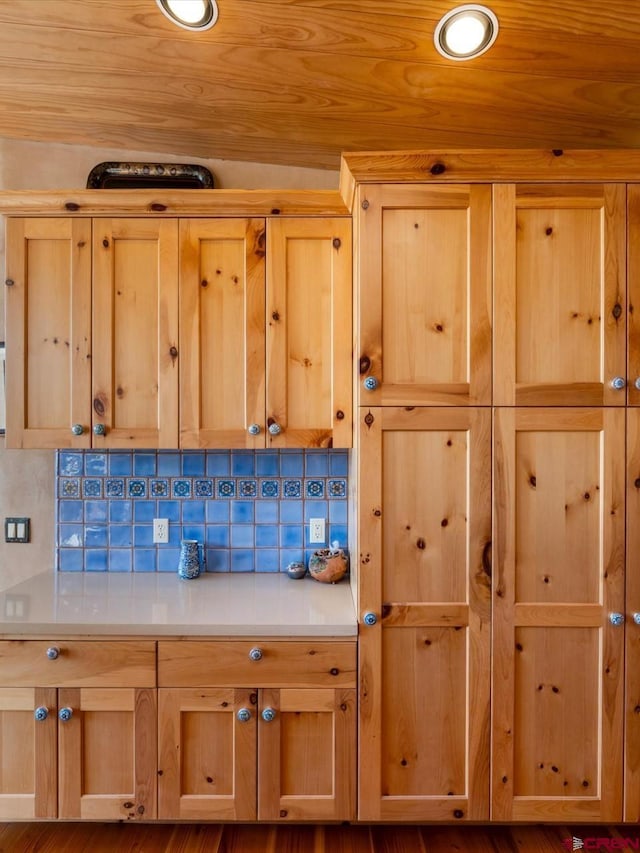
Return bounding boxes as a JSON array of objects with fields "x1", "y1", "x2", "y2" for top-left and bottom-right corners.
[
  {"x1": 158, "y1": 687, "x2": 256, "y2": 821},
  {"x1": 358, "y1": 407, "x2": 491, "y2": 821},
  {"x1": 0, "y1": 687, "x2": 56, "y2": 819},
  {"x1": 92, "y1": 219, "x2": 178, "y2": 447},
  {"x1": 5, "y1": 218, "x2": 91, "y2": 448},
  {"x1": 494, "y1": 185, "x2": 626, "y2": 405},
  {"x1": 626, "y1": 408, "x2": 640, "y2": 819},
  {"x1": 492, "y1": 408, "x2": 624, "y2": 821},
  {"x1": 258, "y1": 687, "x2": 355, "y2": 821},
  {"x1": 358, "y1": 185, "x2": 491, "y2": 406},
  {"x1": 267, "y1": 218, "x2": 352, "y2": 448},
  {"x1": 58, "y1": 687, "x2": 157, "y2": 820},
  {"x1": 179, "y1": 219, "x2": 266, "y2": 448},
  {"x1": 628, "y1": 187, "x2": 640, "y2": 405}
]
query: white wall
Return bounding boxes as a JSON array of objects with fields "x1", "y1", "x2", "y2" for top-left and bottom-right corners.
[{"x1": 0, "y1": 137, "x2": 339, "y2": 590}]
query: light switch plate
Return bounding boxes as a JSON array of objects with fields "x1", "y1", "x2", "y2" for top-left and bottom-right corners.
[{"x1": 4, "y1": 517, "x2": 30, "y2": 543}]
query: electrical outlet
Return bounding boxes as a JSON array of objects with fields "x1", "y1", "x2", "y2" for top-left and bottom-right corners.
[
  {"x1": 153, "y1": 518, "x2": 169, "y2": 544},
  {"x1": 309, "y1": 518, "x2": 326, "y2": 544}
]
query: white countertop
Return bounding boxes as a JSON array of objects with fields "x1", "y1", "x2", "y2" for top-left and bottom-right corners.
[{"x1": 0, "y1": 571, "x2": 357, "y2": 637}]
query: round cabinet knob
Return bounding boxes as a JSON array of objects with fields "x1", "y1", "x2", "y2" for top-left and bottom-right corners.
[
  {"x1": 58, "y1": 707, "x2": 73, "y2": 722},
  {"x1": 46, "y1": 646, "x2": 60, "y2": 660},
  {"x1": 236, "y1": 708, "x2": 252, "y2": 723},
  {"x1": 247, "y1": 423, "x2": 261, "y2": 436},
  {"x1": 268, "y1": 423, "x2": 282, "y2": 436},
  {"x1": 633, "y1": 613, "x2": 640, "y2": 625},
  {"x1": 609, "y1": 612, "x2": 625, "y2": 626},
  {"x1": 363, "y1": 611, "x2": 378, "y2": 626},
  {"x1": 248, "y1": 647, "x2": 263, "y2": 662},
  {"x1": 93, "y1": 423, "x2": 106, "y2": 436},
  {"x1": 363, "y1": 377, "x2": 379, "y2": 391},
  {"x1": 611, "y1": 377, "x2": 626, "y2": 390},
  {"x1": 71, "y1": 424, "x2": 84, "y2": 436},
  {"x1": 635, "y1": 378, "x2": 640, "y2": 391},
  {"x1": 34, "y1": 706, "x2": 49, "y2": 722},
  {"x1": 261, "y1": 707, "x2": 276, "y2": 722}
]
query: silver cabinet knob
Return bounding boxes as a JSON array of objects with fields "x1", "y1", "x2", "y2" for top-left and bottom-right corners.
[
  {"x1": 261, "y1": 707, "x2": 276, "y2": 722},
  {"x1": 609, "y1": 612, "x2": 625, "y2": 626},
  {"x1": 363, "y1": 611, "x2": 378, "y2": 626},
  {"x1": 71, "y1": 424, "x2": 84, "y2": 436},
  {"x1": 635, "y1": 378, "x2": 640, "y2": 391},
  {"x1": 247, "y1": 423, "x2": 261, "y2": 436},
  {"x1": 236, "y1": 708, "x2": 252, "y2": 722},
  {"x1": 58, "y1": 707, "x2": 73, "y2": 722},
  {"x1": 249, "y1": 647, "x2": 263, "y2": 661},
  {"x1": 633, "y1": 613, "x2": 640, "y2": 625},
  {"x1": 34, "y1": 706, "x2": 49, "y2": 722},
  {"x1": 268, "y1": 423, "x2": 282, "y2": 436},
  {"x1": 363, "y1": 377, "x2": 379, "y2": 391},
  {"x1": 611, "y1": 377, "x2": 626, "y2": 390},
  {"x1": 93, "y1": 423, "x2": 106, "y2": 436},
  {"x1": 46, "y1": 646, "x2": 60, "y2": 660}
]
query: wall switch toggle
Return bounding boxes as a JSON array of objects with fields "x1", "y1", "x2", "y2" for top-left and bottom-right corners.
[
  {"x1": 153, "y1": 518, "x2": 169, "y2": 544},
  {"x1": 5, "y1": 517, "x2": 30, "y2": 543},
  {"x1": 309, "y1": 518, "x2": 326, "y2": 544}
]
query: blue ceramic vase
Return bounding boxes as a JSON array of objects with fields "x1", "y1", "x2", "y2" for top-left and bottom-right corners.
[{"x1": 177, "y1": 539, "x2": 202, "y2": 580}]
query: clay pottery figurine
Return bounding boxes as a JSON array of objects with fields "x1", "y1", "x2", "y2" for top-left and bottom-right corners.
[{"x1": 308, "y1": 548, "x2": 348, "y2": 584}]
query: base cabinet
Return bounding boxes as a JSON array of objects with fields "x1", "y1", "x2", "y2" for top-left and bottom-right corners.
[{"x1": 157, "y1": 640, "x2": 356, "y2": 821}]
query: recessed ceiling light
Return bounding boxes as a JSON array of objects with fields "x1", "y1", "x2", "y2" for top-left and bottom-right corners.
[
  {"x1": 156, "y1": 0, "x2": 218, "y2": 31},
  {"x1": 434, "y1": 4, "x2": 499, "y2": 61}
]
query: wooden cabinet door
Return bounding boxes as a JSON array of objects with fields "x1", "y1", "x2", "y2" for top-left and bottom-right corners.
[
  {"x1": 5, "y1": 218, "x2": 91, "y2": 448},
  {"x1": 179, "y1": 219, "x2": 266, "y2": 448},
  {"x1": 58, "y1": 687, "x2": 157, "y2": 820},
  {"x1": 626, "y1": 408, "x2": 640, "y2": 820},
  {"x1": 357, "y1": 185, "x2": 492, "y2": 406},
  {"x1": 257, "y1": 687, "x2": 356, "y2": 821},
  {"x1": 158, "y1": 687, "x2": 256, "y2": 821},
  {"x1": 628, "y1": 186, "x2": 640, "y2": 406},
  {"x1": 358, "y1": 407, "x2": 491, "y2": 821},
  {"x1": 266, "y1": 218, "x2": 352, "y2": 448},
  {"x1": 492, "y1": 408, "x2": 625, "y2": 822},
  {"x1": 494, "y1": 185, "x2": 626, "y2": 406},
  {"x1": 0, "y1": 687, "x2": 56, "y2": 819},
  {"x1": 92, "y1": 219, "x2": 179, "y2": 448}
]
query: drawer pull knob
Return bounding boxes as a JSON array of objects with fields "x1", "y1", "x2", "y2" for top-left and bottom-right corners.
[
  {"x1": 261, "y1": 707, "x2": 276, "y2": 722},
  {"x1": 611, "y1": 377, "x2": 626, "y2": 390},
  {"x1": 34, "y1": 706, "x2": 49, "y2": 722},
  {"x1": 71, "y1": 423, "x2": 84, "y2": 436},
  {"x1": 46, "y1": 647, "x2": 60, "y2": 660},
  {"x1": 58, "y1": 707, "x2": 73, "y2": 722},
  {"x1": 633, "y1": 613, "x2": 640, "y2": 625},
  {"x1": 237, "y1": 708, "x2": 252, "y2": 722},
  {"x1": 268, "y1": 422, "x2": 282, "y2": 436},
  {"x1": 247, "y1": 423, "x2": 261, "y2": 436},
  {"x1": 609, "y1": 612, "x2": 625, "y2": 626},
  {"x1": 93, "y1": 423, "x2": 106, "y2": 436},
  {"x1": 363, "y1": 611, "x2": 378, "y2": 626},
  {"x1": 635, "y1": 378, "x2": 640, "y2": 391},
  {"x1": 249, "y1": 647, "x2": 263, "y2": 661},
  {"x1": 363, "y1": 376, "x2": 379, "y2": 391}
]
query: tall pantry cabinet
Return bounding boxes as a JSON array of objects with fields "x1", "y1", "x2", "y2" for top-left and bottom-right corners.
[{"x1": 348, "y1": 153, "x2": 640, "y2": 824}]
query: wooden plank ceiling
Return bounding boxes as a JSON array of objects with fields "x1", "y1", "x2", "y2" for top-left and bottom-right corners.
[{"x1": 0, "y1": 0, "x2": 638, "y2": 170}]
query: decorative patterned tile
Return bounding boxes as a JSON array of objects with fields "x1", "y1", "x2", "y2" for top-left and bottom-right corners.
[
  {"x1": 194, "y1": 478, "x2": 214, "y2": 498},
  {"x1": 127, "y1": 479, "x2": 147, "y2": 498},
  {"x1": 150, "y1": 478, "x2": 169, "y2": 498},
  {"x1": 105, "y1": 478, "x2": 125, "y2": 498},
  {"x1": 283, "y1": 479, "x2": 302, "y2": 499},
  {"x1": 82, "y1": 478, "x2": 102, "y2": 498},
  {"x1": 217, "y1": 479, "x2": 236, "y2": 498},
  {"x1": 260, "y1": 479, "x2": 279, "y2": 498},
  {"x1": 328, "y1": 478, "x2": 347, "y2": 498},
  {"x1": 59, "y1": 478, "x2": 80, "y2": 498},
  {"x1": 239, "y1": 479, "x2": 257, "y2": 498},
  {"x1": 305, "y1": 479, "x2": 325, "y2": 498},
  {"x1": 171, "y1": 478, "x2": 192, "y2": 498}
]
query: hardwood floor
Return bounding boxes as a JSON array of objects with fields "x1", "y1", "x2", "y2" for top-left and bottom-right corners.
[{"x1": 0, "y1": 823, "x2": 637, "y2": 853}]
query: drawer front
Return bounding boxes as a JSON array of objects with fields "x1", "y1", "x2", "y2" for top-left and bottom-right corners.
[
  {"x1": 0, "y1": 641, "x2": 156, "y2": 687},
  {"x1": 158, "y1": 640, "x2": 356, "y2": 688}
]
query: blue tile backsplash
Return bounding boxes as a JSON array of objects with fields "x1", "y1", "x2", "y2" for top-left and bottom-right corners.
[{"x1": 56, "y1": 450, "x2": 349, "y2": 573}]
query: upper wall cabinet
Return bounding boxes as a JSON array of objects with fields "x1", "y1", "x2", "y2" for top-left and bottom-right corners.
[
  {"x1": 356, "y1": 184, "x2": 492, "y2": 406},
  {"x1": 180, "y1": 217, "x2": 351, "y2": 449},
  {"x1": 493, "y1": 184, "x2": 626, "y2": 406},
  {"x1": 5, "y1": 218, "x2": 179, "y2": 449}
]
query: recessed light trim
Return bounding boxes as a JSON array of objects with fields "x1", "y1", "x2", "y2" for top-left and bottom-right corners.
[
  {"x1": 434, "y1": 4, "x2": 498, "y2": 61},
  {"x1": 156, "y1": 0, "x2": 218, "y2": 31}
]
